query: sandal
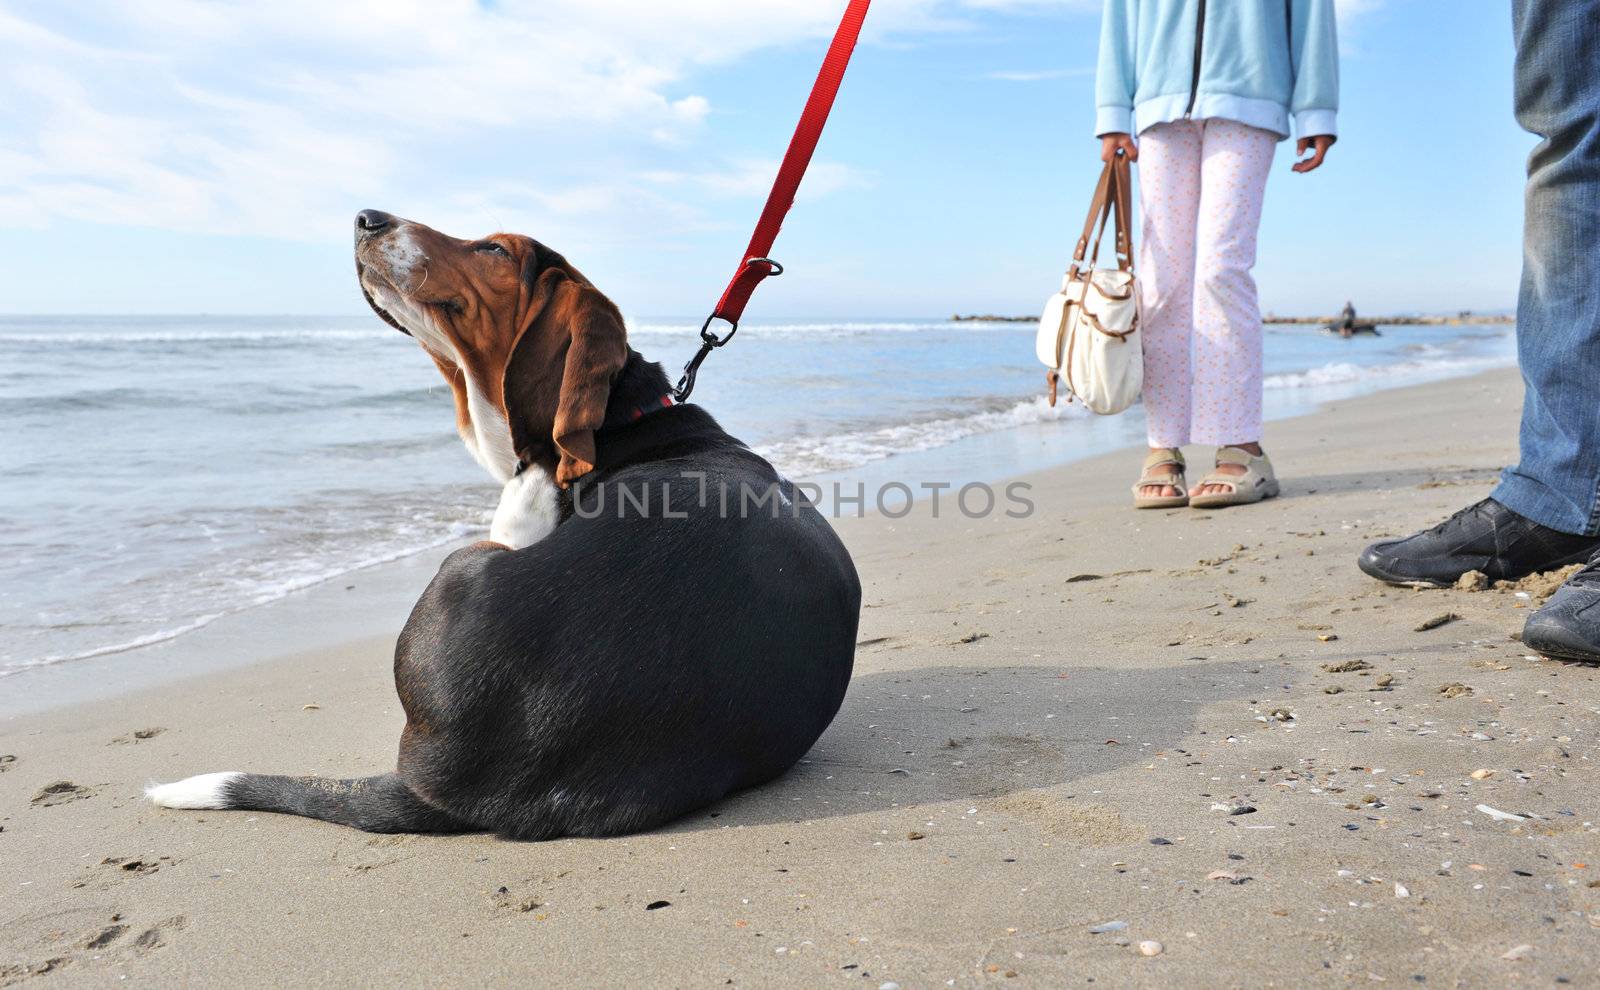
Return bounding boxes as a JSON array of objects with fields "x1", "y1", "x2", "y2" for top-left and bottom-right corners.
[
  {"x1": 1132, "y1": 448, "x2": 1189, "y2": 509},
  {"x1": 1189, "y1": 447, "x2": 1280, "y2": 508}
]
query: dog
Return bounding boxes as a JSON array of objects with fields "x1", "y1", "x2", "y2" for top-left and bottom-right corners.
[{"x1": 147, "y1": 211, "x2": 861, "y2": 839}]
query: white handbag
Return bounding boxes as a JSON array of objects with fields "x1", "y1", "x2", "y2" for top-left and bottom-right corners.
[{"x1": 1035, "y1": 153, "x2": 1142, "y2": 414}]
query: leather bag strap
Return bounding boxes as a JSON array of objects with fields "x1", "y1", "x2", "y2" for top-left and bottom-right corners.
[
  {"x1": 1069, "y1": 153, "x2": 1134, "y2": 280},
  {"x1": 1109, "y1": 152, "x2": 1133, "y2": 271},
  {"x1": 1086, "y1": 163, "x2": 1120, "y2": 272},
  {"x1": 1069, "y1": 159, "x2": 1115, "y2": 274}
]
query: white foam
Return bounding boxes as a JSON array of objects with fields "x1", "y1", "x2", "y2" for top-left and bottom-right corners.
[
  {"x1": 0, "y1": 329, "x2": 386, "y2": 345},
  {"x1": 1264, "y1": 353, "x2": 1512, "y2": 391},
  {"x1": 757, "y1": 396, "x2": 1085, "y2": 477},
  {"x1": 625, "y1": 319, "x2": 1021, "y2": 338},
  {"x1": 756, "y1": 350, "x2": 1515, "y2": 479},
  {"x1": 239, "y1": 531, "x2": 474, "y2": 606},
  {"x1": 0, "y1": 613, "x2": 226, "y2": 677},
  {"x1": 2, "y1": 509, "x2": 495, "y2": 678}
]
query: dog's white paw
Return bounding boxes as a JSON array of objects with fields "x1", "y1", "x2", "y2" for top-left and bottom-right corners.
[
  {"x1": 489, "y1": 466, "x2": 561, "y2": 549},
  {"x1": 146, "y1": 771, "x2": 243, "y2": 809}
]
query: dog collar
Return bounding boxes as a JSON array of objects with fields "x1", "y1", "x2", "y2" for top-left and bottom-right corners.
[
  {"x1": 629, "y1": 393, "x2": 676, "y2": 421},
  {"x1": 514, "y1": 393, "x2": 677, "y2": 478}
]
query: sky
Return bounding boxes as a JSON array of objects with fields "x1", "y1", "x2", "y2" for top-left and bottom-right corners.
[{"x1": 0, "y1": 1, "x2": 1532, "y2": 319}]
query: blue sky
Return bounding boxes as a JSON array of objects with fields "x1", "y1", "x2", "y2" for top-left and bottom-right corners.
[{"x1": 0, "y1": 1, "x2": 1530, "y2": 318}]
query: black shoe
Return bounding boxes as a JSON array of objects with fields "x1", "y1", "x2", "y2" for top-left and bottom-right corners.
[
  {"x1": 1357, "y1": 497, "x2": 1600, "y2": 587},
  {"x1": 1523, "y1": 550, "x2": 1600, "y2": 663}
]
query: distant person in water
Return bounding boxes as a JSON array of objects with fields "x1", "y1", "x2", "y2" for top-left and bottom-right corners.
[
  {"x1": 1097, "y1": 0, "x2": 1340, "y2": 509},
  {"x1": 1335, "y1": 301, "x2": 1363, "y2": 338},
  {"x1": 1359, "y1": 0, "x2": 1600, "y2": 666}
]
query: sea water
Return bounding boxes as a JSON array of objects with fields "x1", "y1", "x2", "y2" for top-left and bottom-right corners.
[{"x1": 0, "y1": 314, "x2": 1515, "y2": 679}]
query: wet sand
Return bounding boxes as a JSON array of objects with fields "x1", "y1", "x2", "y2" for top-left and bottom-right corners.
[{"x1": 2, "y1": 367, "x2": 1596, "y2": 987}]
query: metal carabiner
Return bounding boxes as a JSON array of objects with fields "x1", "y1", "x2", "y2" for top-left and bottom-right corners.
[
  {"x1": 699, "y1": 313, "x2": 739, "y2": 347},
  {"x1": 673, "y1": 257, "x2": 784, "y2": 401}
]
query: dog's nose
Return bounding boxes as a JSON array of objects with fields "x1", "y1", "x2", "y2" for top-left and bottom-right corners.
[{"x1": 355, "y1": 210, "x2": 395, "y2": 234}]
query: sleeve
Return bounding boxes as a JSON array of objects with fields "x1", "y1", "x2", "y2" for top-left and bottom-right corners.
[
  {"x1": 1288, "y1": 0, "x2": 1340, "y2": 140},
  {"x1": 1094, "y1": 0, "x2": 1137, "y2": 137}
]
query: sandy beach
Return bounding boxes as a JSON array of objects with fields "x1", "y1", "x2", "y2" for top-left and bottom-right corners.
[{"x1": 2, "y1": 366, "x2": 1596, "y2": 988}]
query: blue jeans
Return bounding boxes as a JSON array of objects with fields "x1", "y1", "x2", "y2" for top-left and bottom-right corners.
[{"x1": 1492, "y1": 0, "x2": 1600, "y2": 535}]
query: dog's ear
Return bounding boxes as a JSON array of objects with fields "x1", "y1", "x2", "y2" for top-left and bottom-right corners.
[
  {"x1": 505, "y1": 266, "x2": 627, "y2": 488},
  {"x1": 549, "y1": 282, "x2": 627, "y2": 486}
]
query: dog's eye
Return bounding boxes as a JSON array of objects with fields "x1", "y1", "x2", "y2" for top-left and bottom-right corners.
[{"x1": 476, "y1": 242, "x2": 509, "y2": 257}]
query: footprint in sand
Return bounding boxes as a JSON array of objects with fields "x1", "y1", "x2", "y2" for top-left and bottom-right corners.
[
  {"x1": 0, "y1": 906, "x2": 133, "y2": 985},
  {"x1": 109, "y1": 728, "x2": 166, "y2": 745},
  {"x1": 0, "y1": 754, "x2": 17, "y2": 773},
  {"x1": 100, "y1": 856, "x2": 172, "y2": 877},
  {"x1": 491, "y1": 885, "x2": 546, "y2": 914},
  {"x1": 0, "y1": 955, "x2": 74, "y2": 985},
  {"x1": 30, "y1": 781, "x2": 98, "y2": 807},
  {"x1": 70, "y1": 857, "x2": 178, "y2": 891},
  {"x1": 331, "y1": 834, "x2": 417, "y2": 872},
  {"x1": 132, "y1": 916, "x2": 187, "y2": 955},
  {"x1": 82, "y1": 924, "x2": 129, "y2": 950}
]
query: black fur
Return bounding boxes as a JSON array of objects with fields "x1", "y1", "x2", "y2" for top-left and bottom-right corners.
[
  {"x1": 223, "y1": 773, "x2": 472, "y2": 833},
  {"x1": 219, "y1": 353, "x2": 861, "y2": 839}
]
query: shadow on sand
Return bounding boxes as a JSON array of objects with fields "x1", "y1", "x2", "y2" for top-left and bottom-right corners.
[
  {"x1": 671, "y1": 660, "x2": 1276, "y2": 833},
  {"x1": 1281, "y1": 465, "x2": 1501, "y2": 501}
]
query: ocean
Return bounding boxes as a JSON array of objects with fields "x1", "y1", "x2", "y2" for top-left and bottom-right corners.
[{"x1": 0, "y1": 314, "x2": 1515, "y2": 682}]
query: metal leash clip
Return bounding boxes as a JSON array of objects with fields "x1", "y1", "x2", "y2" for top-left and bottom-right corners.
[{"x1": 672, "y1": 257, "x2": 783, "y2": 401}]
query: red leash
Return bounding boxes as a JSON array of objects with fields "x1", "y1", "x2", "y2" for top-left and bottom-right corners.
[{"x1": 672, "y1": 0, "x2": 872, "y2": 401}]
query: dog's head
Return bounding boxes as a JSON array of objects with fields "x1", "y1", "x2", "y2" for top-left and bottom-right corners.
[{"x1": 354, "y1": 210, "x2": 628, "y2": 487}]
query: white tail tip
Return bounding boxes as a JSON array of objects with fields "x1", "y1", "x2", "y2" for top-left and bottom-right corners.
[{"x1": 146, "y1": 771, "x2": 244, "y2": 809}]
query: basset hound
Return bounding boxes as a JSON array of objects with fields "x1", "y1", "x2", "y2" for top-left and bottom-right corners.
[{"x1": 147, "y1": 211, "x2": 861, "y2": 839}]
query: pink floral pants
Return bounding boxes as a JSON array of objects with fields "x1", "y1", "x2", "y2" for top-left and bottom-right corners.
[{"x1": 1136, "y1": 118, "x2": 1276, "y2": 448}]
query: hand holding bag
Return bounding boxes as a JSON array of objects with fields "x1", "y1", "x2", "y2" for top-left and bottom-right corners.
[{"x1": 1035, "y1": 152, "x2": 1141, "y2": 414}]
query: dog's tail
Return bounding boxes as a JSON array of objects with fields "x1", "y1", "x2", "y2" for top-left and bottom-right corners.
[{"x1": 146, "y1": 771, "x2": 472, "y2": 834}]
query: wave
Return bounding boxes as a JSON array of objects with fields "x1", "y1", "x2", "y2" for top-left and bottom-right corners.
[
  {"x1": 4, "y1": 329, "x2": 1515, "y2": 679},
  {"x1": 0, "y1": 328, "x2": 387, "y2": 345},
  {"x1": 0, "y1": 386, "x2": 187, "y2": 413},
  {"x1": 4, "y1": 382, "x2": 454, "y2": 419},
  {"x1": 236, "y1": 518, "x2": 486, "y2": 608},
  {"x1": 626, "y1": 320, "x2": 1021, "y2": 338},
  {"x1": 0, "y1": 515, "x2": 490, "y2": 678},
  {"x1": 0, "y1": 613, "x2": 226, "y2": 677},
  {"x1": 1264, "y1": 352, "x2": 1513, "y2": 390},
  {"x1": 1, "y1": 321, "x2": 1017, "y2": 347},
  {"x1": 759, "y1": 350, "x2": 1514, "y2": 477},
  {"x1": 757, "y1": 395, "x2": 1085, "y2": 477}
]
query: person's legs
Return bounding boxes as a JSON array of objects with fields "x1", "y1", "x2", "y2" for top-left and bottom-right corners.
[
  {"x1": 1134, "y1": 120, "x2": 1202, "y2": 497},
  {"x1": 1189, "y1": 118, "x2": 1274, "y2": 459},
  {"x1": 1492, "y1": 0, "x2": 1600, "y2": 535},
  {"x1": 1515, "y1": 0, "x2": 1600, "y2": 661},
  {"x1": 1358, "y1": 0, "x2": 1600, "y2": 586}
]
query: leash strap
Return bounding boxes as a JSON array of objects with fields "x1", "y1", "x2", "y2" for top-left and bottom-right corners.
[{"x1": 673, "y1": 0, "x2": 872, "y2": 401}]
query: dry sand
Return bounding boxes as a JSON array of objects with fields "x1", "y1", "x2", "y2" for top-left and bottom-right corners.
[{"x1": 2, "y1": 368, "x2": 1596, "y2": 987}]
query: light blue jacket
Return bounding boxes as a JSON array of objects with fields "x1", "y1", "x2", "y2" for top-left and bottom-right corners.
[{"x1": 1095, "y1": 0, "x2": 1339, "y2": 142}]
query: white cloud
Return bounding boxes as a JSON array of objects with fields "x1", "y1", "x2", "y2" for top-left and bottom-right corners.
[
  {"x1": 1334, "y1": 0, "x2": 1385, "y2": 22},
  {"x1": 643, "y1": 158, "x2": 873, "y2": 201},
  {"x1": 959, "y1": 0, "x2": 1099, "y2": 9},
  {"x1": 0, "y1": 0, "x2": 1089, "y2": 245},
  {"x1": 987, "y1": 67, "x2": 1094, "y2": 81}
]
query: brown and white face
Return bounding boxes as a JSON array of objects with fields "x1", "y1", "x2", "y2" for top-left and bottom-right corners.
[{"x1": 353, "y1": 210, "x2": 627, "y2": 487}]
